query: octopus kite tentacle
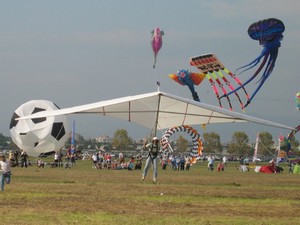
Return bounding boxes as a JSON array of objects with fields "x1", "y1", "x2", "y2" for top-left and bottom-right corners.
[
  {"x1": 205, "y1": 73, "x2": 223, "y2": 108},
  {"x1": 222, "y1": 68, "x2": 250, "y2": 103},
  {"x1": 224, "y1": 53, "x2": 269, "y2": 106},
  {"x1": 211, "y1": 72, "x2": 233, "y2": 110},
  {"x1": 216, "y1": 70, "x2": 246, "y2": 109}
]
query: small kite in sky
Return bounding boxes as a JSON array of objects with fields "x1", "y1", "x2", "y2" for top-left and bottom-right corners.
[
  {"x1": 151, "y1": 27, "x2": 164, "y2": 68},
  {"x1": 295, "y1": 92, "x2": 300, "y2": 110},
  {"x1": 222, "y1": 18, "x2": 285, "y2": 108},
  {"x1": 169, "y1": 69, "x2": 205, "y2": 102}
]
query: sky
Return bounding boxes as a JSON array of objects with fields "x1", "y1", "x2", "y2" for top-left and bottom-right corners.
[{"x1": 1, "y1": 0, "x2": 300, "y2": 143}]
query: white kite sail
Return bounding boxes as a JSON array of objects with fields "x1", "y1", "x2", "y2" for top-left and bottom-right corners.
[{"x1": 17, "y1": 91, "x2": 295, "y2": 132}]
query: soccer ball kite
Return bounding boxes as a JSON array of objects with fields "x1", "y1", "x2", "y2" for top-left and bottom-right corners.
[{"x1": 9, "y1": 100, "x2": 70, "y2": 157}]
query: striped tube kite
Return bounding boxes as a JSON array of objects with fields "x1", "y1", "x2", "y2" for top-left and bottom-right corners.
[
  {"x1": 190, "y1": 53, "x2": 249, "y2": 110},
  {"x1": 160, "y1": 125, "x2": 203, "y2": 158}
]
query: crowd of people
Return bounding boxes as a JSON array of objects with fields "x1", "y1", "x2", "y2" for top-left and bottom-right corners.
[
  {"x1": 1, "y1": 136, "x2": 299, "y2": 191},
  {"x1": 3, "y1": 145, "x2": 78, "y2": 170},
  {"x1": 50, "y1": 146, "x2": 76, "y2": 169},
  {"x1": 7, "y1": 149, "x2": 30, "y2": 167},
  {"x1": 88, "y1": 137, "x2": 196, "y2": 183},
  {"x1": 90, "y1": 151, "x2": 143, "y2": 170},
  {"x1": 161, "y1": 154, "x2": 192, "y2": 171}
]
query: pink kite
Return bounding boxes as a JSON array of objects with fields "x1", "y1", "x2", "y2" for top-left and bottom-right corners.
[{"x1": 151, "y1": 27, "x2": 164, "y2": 68}]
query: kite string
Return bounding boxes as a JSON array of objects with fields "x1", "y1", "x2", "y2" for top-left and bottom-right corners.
[{"x1": 153, "y1": 69, "x2": 159, "y2": 91}]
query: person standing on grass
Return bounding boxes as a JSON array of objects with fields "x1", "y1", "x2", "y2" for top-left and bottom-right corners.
[
  {"x1": 20, "y1": 150, "x2": 28, "y2": 168},
  {"x1": 92, "y1": 153, "x2": 99, "y2": 169},
  {"x1": 207, "y1": 155, "x2": 214, "y2": 171},
  {"x1": 14, "y1": 150, "x2": 19, "y2": 167},
  {"x1": 54, "y1": 151, "x2": 59, "y2": 167},
  {"x1": 142, "y1": 137, "x2": 160, "y2": 183},
  {"x1": 119, "y1": 152, "x2": 125, "y2": 164},
  {"x1": 0, "y1": 155, "x2": 11, "y2": 191},
  {"x1": 222, "y1": 155, "x2": 228, "y2": 167}
]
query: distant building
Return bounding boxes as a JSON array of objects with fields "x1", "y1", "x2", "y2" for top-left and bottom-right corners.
[{"x1": 95, "y1": 135, "x2": 111, "y2": 143}]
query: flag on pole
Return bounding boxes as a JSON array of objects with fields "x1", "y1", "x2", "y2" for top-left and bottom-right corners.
[
  {"x1": 253, "y1": 132, "x2": 259, "y2": 162},
  {"x1": 71, "y1": 120, "x2": 75, "y2": 146}
]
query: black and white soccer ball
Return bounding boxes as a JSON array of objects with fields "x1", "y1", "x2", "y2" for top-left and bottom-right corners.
[{"x1": 9, "y1": 100, "x2": 70, "y2": 157}]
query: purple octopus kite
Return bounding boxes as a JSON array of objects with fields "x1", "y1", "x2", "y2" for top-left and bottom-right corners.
[{"x1": 221, "y1": 18, "x2": 285, "y2": 108}]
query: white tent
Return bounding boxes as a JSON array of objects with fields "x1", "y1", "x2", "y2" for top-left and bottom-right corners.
[{"x1": 17, "y1": 91, "x2": 295, "y2": 133}]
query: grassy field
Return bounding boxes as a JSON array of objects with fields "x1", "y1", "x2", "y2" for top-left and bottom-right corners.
[{"x1": 1, "y1": 159, "x2": 300, "y2": 225}]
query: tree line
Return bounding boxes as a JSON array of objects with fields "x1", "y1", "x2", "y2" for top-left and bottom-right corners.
[
  {"x1": 98, "y1": 129, "x2": 299, "y2": 158},
  {"x1": 2, "y1": 129, "x2": 299, "y2": 157}
]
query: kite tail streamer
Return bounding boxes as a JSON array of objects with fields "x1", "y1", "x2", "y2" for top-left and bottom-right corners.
[
  {"x1": 244, "y1": 55, "x2": 276, "y2": 107},
  {"x1": 205, "y1": 74, "x2": 222, "y2": 108},
  {"x1": 217, "y1": 71, "x2": 244, "y2": 109},
  {"x1": 257, "y1": 49, "x2": 278, "y2": 83},
  {"x1": 223, "y1": 68, "x2": 250, "y2": 101},
  {"x1": 224, "y1": 53, "x2": 269, "y2": 99},
  {"x1": 235, "y1": 48, "x2": 267, "y2": 75},
  {"x1": 153, "y1": 55, "x2": 157, "y2": 69},
  {"x1": 211, "y1": 72, "x2": 232, "y2": 110}
]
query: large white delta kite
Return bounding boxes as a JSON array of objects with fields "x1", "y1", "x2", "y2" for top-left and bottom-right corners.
[
  {"x1": 15, "y1": 91, "x2": 294, "y2": 136},
  {"x1": 10, "y1": 91, "x2": 295, "y2": 157}
]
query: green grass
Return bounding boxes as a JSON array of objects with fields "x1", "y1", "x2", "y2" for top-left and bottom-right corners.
[{"x1": 1, "y1": 160, "x2": 300, "y2": 225}]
